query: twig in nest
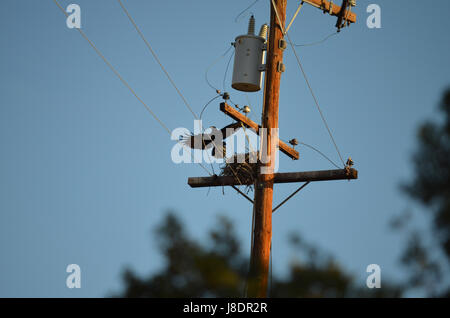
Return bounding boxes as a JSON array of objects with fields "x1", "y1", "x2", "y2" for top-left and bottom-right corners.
[{"x1": 220, "y1": 152, "x2": 259, "y2": 193}]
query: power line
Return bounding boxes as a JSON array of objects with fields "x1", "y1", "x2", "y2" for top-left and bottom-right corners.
[
  {"x1": 286, "y1": 32, "x2": 346, "y2": 167},
  {"x1": 235, "y1": 0, "x2": 262, "y2": 23},
  {"x1": 199, "y1": 95, "x2": 222, "y2": 175},
  {"x1": 116, "y1": 0, "x2": 234, "y2": 178},
  {"x1": 223, "y1": 51, "x2": 235, "y2": 93},
  {"x1": 117, "y1": 0, "x2": 246, "y2": 187},
  {"x1": 299, "y1": 142, "x2": 341, "y2": 169},
  {"x1": 269, "y1": 241, "x2": 273, "y2": 296},
  {"x1": 53, "y1": 0, "x2": 216, "y2": 178},
  {"x1": 54, "y1": 0, "x2": 272, "y2": 203},
  {"x1": 205, "y1": 45, "x2": 234, "y2": 93},
  {"x1": 117, "y1": 0, "x2": 199, "y2": 119},
  {"x1": 293, "y1": 32, "x2": 338, "y2": 47},
  {"x1": 117, "y1": 2, "x2": 250, "y2": 194},
  {"x1": 200, "y1": 95, "x2": 222, "y2": 120},
  {"x1": 269, "y1": 0, "x2": 346, "y2": 167},
  {"x1": 53, "y1": 0, "x2": 171, "y2": 135}
]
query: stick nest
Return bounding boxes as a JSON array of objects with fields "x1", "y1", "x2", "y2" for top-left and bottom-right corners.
[{"x1": 220, "y1": 152, "x2": 259, "y2": 192}]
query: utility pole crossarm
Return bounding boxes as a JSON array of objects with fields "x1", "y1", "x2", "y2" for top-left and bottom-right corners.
[
  {"x1": 188, "y1": 168, "x2": 358, "y2": 188},
  {"x1": 220, "y1": 103, "x2": 299, "y2": 160},
  {"x1": 302, "y1": 0, "x2": 357, "y2": 23}
]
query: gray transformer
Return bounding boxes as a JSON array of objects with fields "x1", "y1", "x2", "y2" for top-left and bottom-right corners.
[{"x1": 231, "y1": 17, "x2": 268, "y2": 93}]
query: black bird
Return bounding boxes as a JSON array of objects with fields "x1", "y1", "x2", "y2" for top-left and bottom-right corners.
[{"x1": 180, "y1": 122, "x2": 242, "y2": 158}]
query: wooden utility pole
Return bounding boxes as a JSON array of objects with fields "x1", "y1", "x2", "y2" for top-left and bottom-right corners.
[
  {"x1": 247, "y1": 0, "x2": 287, "y2": 298},
  {"x1": 187, "y1": 0, "x2": 357, "y2": 298}
]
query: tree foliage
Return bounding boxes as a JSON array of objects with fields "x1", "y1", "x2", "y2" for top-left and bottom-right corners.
[
  {"x1": 117, "y1": 213, "x2": 401, "y2": 298},
  {"x1": 396, "y1": 89, "x2": 450, "y2": 296}
]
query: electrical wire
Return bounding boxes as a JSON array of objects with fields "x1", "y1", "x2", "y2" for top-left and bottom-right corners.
[
  {"x1": 222, "y1": 51, "x2": 235, "y2": 93},
  {"x1": 244, "y1": 201, "x2": 256, "y2": 297},
  {"x1": 197, "y1": 94, "x2": 246, "y2": 187},
  {"x1": 204, "y1": 46, "x2": 254, "y2": 185},
  {"x1": 117, "y1": 0, "x2": 199, "y2": 119},
  {"x1": 280, "y1": 134, "x2": 341, "y2": 169},
  {"x1": 235, "y1": 0, "x2": 261, "y2": 23},
  {"x1": 269, "y1": 240, "x2": 273, "y2": 297},
  {"x1": 200, "y1": 95, "x2": 222, "y2": 120},
  {"x1": 203, "y1": 51, "x2": 252, "y2": 189},
  {"x1": 117, "y1": 0, "x2": 255, "y2": 186},
  {"x1": 294, "y1": 32, "x2": 338, "y2": 47},
  {"x1": 286, "y1": 32, "x2": 346, "y2": 167},
  {"x1": 269, "y1": 0, "x2": 346, "y2": 167},
  {"x1": 116, "y1": 0, "x2": 228, "y2": 178},
  {"x1": 53, "y1": 0, "x2": 214, "y2": 178},
  {"x1": 54, "y1": 0, "x2": 264, "y2": 202},
  {"x1": 199, "y1": 94, "x2": 222, "y2": 175},
  {"x1": 270, "y1": 0, "x2": 286, "y2": 34},
  {"x1": 299, "y1": 142, "x2": 341, "y2": 169},
  {"x1": 205, "y1": 45, "x2": 234, "y2": 93},
  {"x1": 116, "y1": 0, "x2": 246, "y2": 184},
  {"x1": 53, "y1": 0, "x2": 171, "y2": 135}
]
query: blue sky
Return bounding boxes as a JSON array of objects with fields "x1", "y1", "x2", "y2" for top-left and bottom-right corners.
[{"x1": 1, "y1": 0, "x2": 449, "y2": 297}]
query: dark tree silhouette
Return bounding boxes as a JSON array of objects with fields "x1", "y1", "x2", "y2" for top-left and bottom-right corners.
[
  {"x1": 395, "y1": 88, "x2": 450, "y2": 297},
  {"x1": 117, "y1": 212, "x2": 401, "y2": 298}
]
